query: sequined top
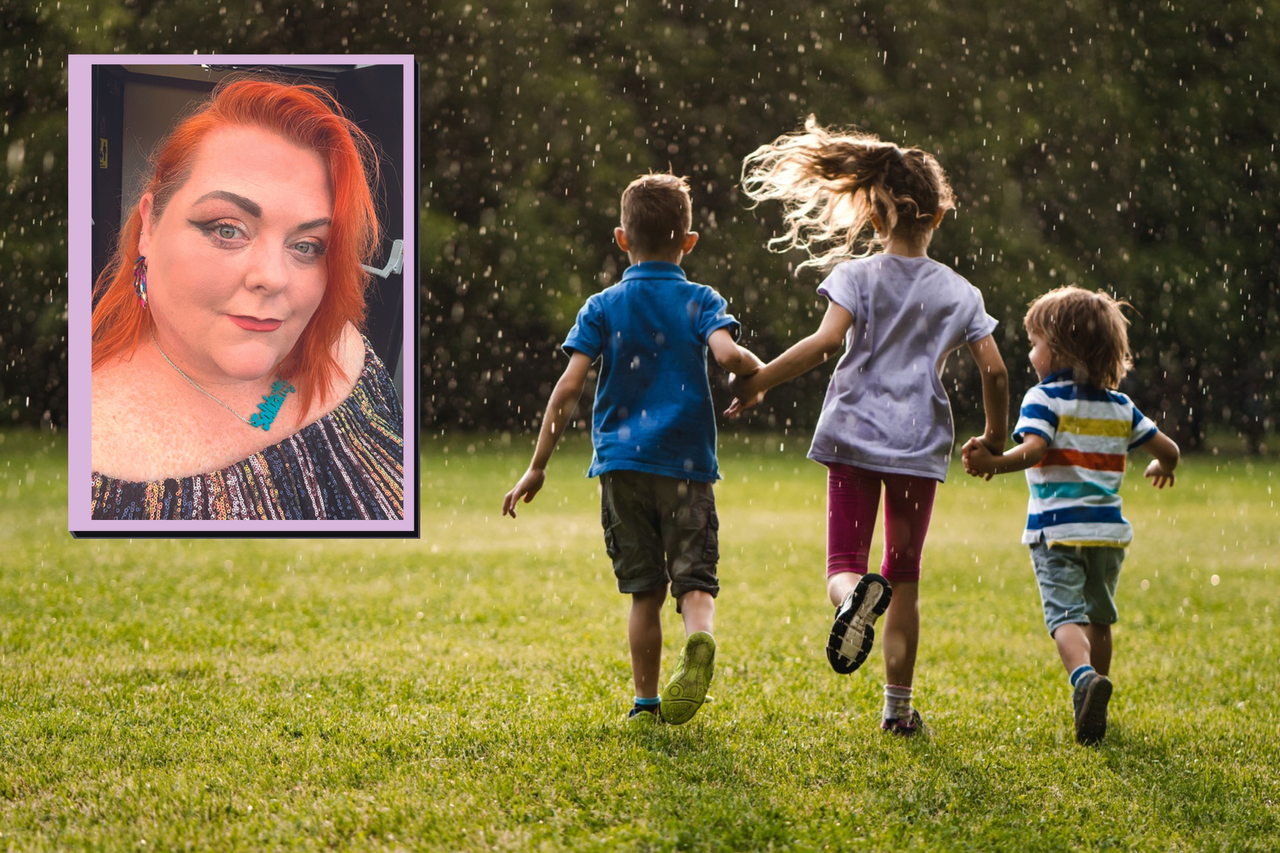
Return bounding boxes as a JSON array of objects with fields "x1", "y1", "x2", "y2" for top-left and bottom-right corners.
[{"x1": 91, "y1": 341, "x2": 404, "y2": 521}]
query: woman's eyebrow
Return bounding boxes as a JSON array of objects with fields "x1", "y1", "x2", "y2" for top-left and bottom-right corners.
[
  {"x1": 193, "y1": 190, "x2": 262, "y2": 218},
  {"x1": 192, "y1": 192, "x2": 330, "y2": 231}
]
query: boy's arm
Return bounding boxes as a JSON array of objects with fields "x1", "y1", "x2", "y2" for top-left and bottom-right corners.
[
  {"x1": 962, "y1": 433, "x2": 1049, "y2": 480},
  {"x1": 502, "y1": 352, "x2": 592, "y2": 517},
  {"x1": 725, "y1": 301, "x2": 853, "y2": 416},
  {"x1": 966, "y1": 334, "x2": 1009, "y2": 454},
  {"x1": 707, "y1": 327, "x2": 765, "y2": 378},
  {"x1": 1141, "y1": 430, "x2": 1180, "y2": 488}
]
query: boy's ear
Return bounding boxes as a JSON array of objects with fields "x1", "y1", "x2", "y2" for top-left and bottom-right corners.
[
  {"x1": 931, "y1": 210, "x2": 945, "y2": 229},
  {"x1": 614, "y1": 227, "x2": 629, "y2": 252},
  {"x1": 681, "y1": 231, "x2": 699, "y2": 254}
]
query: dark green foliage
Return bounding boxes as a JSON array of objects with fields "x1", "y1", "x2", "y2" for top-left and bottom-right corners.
[{"x1": 4, "y1": 1, "x2": 1277, "y2": 449}]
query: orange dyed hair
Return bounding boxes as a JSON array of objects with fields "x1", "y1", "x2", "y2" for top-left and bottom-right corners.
[{"x1": 91, "y1": 76, "x2": 380, "y2": 415}]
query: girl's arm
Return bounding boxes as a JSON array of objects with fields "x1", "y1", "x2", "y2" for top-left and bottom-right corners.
[
  {"x1": 966, "y1": 334, "x2": 1009, "y2": 455},
  {"x1": 1141, "y1": 430, "x2": 1179, "y2": 488},
  {"x1": 502, "y1": 352, "x2": 592, "y2": 517},
  {"x1": 726, "y1": 301, "x2": 853, "y2": 415}
]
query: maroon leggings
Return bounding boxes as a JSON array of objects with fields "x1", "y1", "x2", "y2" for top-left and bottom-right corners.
[{"x1": 826, "y1": 463, "x2": 938, "y2": 583}]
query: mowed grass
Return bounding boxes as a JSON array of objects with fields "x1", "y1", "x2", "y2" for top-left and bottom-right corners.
[{"x1": 2, "y1": 428, "x2": 1278, "y2": 851}]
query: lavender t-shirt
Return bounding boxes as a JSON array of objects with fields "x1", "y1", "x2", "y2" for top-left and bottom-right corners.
[{"x1": 807, "y1": 254, "x2": 998, "y2": 481}]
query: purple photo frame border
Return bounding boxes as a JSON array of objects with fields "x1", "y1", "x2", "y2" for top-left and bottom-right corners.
[{"x1": 67, "y1": 54, "x2": 419, "y2": 537}]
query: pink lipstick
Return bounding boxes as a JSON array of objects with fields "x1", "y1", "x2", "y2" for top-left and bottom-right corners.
[{"x1": 229, "y1": 315, "x2": 283, "y2": 332}]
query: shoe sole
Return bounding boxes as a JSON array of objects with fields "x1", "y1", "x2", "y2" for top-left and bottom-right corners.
[
  {"x1": 661, "y1": 631, "x2": 716, "y2": 725},
  {"x1": 1075, "y1": 675, "x2": 1112, "y2": 745},
  {"x1": 827, "y1": 574, "x2": 892, "y2": 674}
]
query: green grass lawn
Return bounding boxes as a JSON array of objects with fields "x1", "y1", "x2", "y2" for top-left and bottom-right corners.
[{"x1": 2, "y1": 428, "x2": 1278, "y2": 851}]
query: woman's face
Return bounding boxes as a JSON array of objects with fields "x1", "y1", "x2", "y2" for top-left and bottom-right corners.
[{"x1": 139, "y1": 125, "x2": 333, "y2": 385}]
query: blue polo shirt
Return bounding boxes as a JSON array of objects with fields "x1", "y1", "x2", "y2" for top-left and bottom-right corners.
[{"x1": 562, "y1": 262, "x2": 740, "y2": 483}]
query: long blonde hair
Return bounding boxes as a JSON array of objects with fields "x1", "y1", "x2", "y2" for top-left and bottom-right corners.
[{"x1": 741, "y1": 116, "x2": 954, "y2": 270}]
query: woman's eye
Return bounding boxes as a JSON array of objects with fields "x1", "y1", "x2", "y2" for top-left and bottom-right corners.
[
  {"x1": 203, "y1": 222, "x2": 244, "y2": 242},
  {"x1": 295, "y1": 241, "x2": 326, "y2": 256}
]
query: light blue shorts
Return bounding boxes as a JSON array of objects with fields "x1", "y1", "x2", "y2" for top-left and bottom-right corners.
[{"x1": 1029, "y1": 542, "x2": 1125, "y2": 636}]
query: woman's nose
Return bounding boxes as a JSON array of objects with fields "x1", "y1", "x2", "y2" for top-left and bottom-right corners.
[{"x1": 244, "y1": 243, "x2": 289, "y2": 294}]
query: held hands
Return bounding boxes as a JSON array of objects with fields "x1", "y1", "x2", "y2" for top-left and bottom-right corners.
[
  {"x1": 961, "y1": 436, "x2": 1000, "y2": 481},
  {"x1": 1144, "y1": 459, "x2": 1176, "y2": 489},
  {"x1": 502, "y1": 467, "x2": 547, "y2": 517},
  {"x1": 724, "y1": 370, "x2": 766, "y2": 418}
]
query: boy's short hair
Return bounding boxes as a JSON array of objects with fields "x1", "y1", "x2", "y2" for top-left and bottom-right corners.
[
  {"x1": 620, "y1": 173, "x2": 693, "y2": 257},
  {"x1": 1024, "y1": 285, "x2": 1134, "y2": 389}
]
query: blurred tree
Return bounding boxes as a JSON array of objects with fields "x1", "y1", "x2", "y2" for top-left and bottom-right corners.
[
  {"x1": 4, "y1": 0, "x2": 1276, "y2": 452},
  {"x1": 0, "y1": 2, "x2": 116, "y2": 428}
]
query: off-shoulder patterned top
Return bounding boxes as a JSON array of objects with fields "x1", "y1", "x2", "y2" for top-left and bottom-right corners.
[{"x1": 91, "y1": 340, "x2": 404, "y2": 521}]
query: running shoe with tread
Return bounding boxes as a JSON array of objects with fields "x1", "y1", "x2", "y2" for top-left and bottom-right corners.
[
  {"x1": 827, "y1": 573, "x2": 892, "y2": 675},
  {"x1": 660, "y1": 631, "x2": 716, "y2": 725}
]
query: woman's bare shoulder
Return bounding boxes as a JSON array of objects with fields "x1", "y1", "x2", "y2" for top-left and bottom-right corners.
[
  {"x1": 91, "y1": 355, "x2": 163, "y2": 478},
  {"x1": 337, "y1": 321, "x2": 368, "y2": 381}
]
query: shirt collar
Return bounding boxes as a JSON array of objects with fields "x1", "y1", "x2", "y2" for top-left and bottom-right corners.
[
  {"x1": 1041, "y1": 369, "x2": 1074, "y2": 384},
  {"x1": 620, "y1": 261, "x2": 688, "y2": 281}
]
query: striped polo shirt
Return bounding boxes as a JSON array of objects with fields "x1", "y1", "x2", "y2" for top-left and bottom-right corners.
[{"x1": 1013, "y1": 370, "x2": 1157, "y2": 546}]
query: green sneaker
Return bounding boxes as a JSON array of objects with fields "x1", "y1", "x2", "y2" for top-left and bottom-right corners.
[
  {"x1": 660, "y1": 631, "x2": 716, "y2": 725},
  {"x1": 626, "y1": 706, "x2": 662, "y2": 728}
]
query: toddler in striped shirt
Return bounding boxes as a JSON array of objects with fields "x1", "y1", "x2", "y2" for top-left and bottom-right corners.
[{"x1": 962, "y1": 285, "x2": 1179, "y2": 745}]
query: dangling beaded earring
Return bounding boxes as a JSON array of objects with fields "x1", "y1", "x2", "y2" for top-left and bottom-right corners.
[{"x1": 133, "y1": 256, "x2": 148, "y2": 310}]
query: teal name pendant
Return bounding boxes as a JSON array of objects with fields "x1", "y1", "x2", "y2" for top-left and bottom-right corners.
[{"x1": 249, "y1": 379, "x2": 296, "y2": 431}]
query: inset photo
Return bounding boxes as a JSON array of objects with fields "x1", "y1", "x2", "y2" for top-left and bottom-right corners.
[{"x1": 68, "y1": 55, "x2": 419, "y2": 536}]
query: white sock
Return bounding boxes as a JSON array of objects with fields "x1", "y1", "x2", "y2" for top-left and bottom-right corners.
[
  {"x1": 1069, "y1": 664, "x2": 1095, "y2": 688},
  {"x1": 883, "y1": 684, "x2": 913, "y2": 721}
]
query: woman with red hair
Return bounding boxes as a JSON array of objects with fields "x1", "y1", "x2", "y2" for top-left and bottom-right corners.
[{"x1": 90, "y1": 77, "x2": 403, "y2": 520}]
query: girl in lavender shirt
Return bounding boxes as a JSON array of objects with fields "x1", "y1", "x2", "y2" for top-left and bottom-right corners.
[{"x1": 728, "y1": 117, "x2": 1010, "y2": 736}]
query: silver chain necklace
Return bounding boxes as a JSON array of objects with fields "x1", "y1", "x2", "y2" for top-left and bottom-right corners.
[{"x1": 151, "y1": 330, "x2": 295, "y2": 431}]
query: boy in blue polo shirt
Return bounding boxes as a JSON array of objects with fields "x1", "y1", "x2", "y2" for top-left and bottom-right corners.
[{"x1": 503, "y1": 173, "x2": 763, "y2": 725}]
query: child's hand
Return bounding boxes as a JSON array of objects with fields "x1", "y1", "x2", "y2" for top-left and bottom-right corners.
[
  {"x1": 727, "y1": 369, "x2": 757, "y2": 399},
  {"x1": 1144, "y1": 459, "x2": 1176, "y2": 489},
  {"x1": 502, "y1": 468, "x2": 547, "y2": 517},
  {"x1": 725, "y1": 371, "x2": 765, "y2": 418},
  {"x1": 961, "y1": 436, "x2": 996, "y2": 481}
]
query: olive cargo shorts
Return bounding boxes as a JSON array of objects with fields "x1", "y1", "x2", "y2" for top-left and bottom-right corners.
[{"x1": 599, "y1": 470, "x2": 720, "y2": 605}]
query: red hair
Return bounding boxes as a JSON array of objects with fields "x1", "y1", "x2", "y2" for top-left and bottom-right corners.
[{"x1": 92, "y1": 77, "x2": 380, "y2": 416}]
